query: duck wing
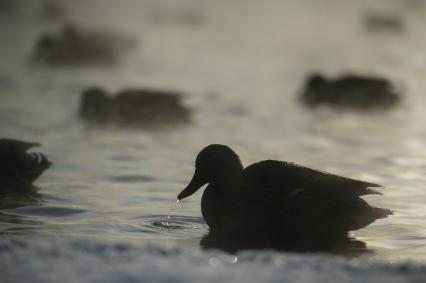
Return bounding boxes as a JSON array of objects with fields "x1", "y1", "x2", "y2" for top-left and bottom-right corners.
[
  {"x1": 239, "y1": 160, "x2": 391, "y2": 232},
  {"x1": 242, "y1": 160, "x2": 381, "y2": 197}
]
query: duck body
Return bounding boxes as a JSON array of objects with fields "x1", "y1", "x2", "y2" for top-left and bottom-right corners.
[
  {"x1": 178, "y1": 145, "x2": 392, "y2": 252},
  {"x1": 363, "y1": 13, "x2": 405, "y2": 34},
  {"x1": 32, "y1": 25, "x2": 134, "y2": 66},
  {"x1": 300, "y1": 74, "x2": 400, "y2": 110},
  {"x1": 79, "y1": 87, "x2": 191, "y2": 128},
  {"x1": 0, "y1": 138, "x2": 51, "y2": 195}
]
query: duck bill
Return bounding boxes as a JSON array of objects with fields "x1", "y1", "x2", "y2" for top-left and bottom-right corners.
[{"x1": 177, "y1": 173, "x2": 205, "y2": 200}]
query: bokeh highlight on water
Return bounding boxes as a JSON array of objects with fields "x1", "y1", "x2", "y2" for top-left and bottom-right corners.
[{"x1": 1, "y1": 0, "x2": 426, "y2": 281}]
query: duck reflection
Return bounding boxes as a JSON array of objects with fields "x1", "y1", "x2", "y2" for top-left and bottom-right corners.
[
  {"x1": 0, "y1": 210, "x2": 44, "y2": 228},
  {"x1": 0, "y1": 194, "x2": 43, "y2": 209},
  {"x1": 0, "y1": 194, "x2": 45, "y2": 236},
  {"x1": 200, "y1": 231, "x2": 371, "y2": 256}
]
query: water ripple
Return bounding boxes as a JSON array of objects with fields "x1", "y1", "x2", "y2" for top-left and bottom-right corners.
[
  {"x1": 1, "y1": 206, "x2": 87, "y2": 218},
  {"x1": 107, "y1": 174, "x2": 158, "y2": 183}
]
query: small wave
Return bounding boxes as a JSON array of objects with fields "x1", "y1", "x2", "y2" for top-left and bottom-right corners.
[
  {"x1": 2, "y1": 206, "x2": 87, "y2": 218},
  {"x1": 152, "y1": 221, "x2": 182, "y2": 230},
  {"x1": 126, "y1": 215, "x2": 206, "y2": 236},
  {"x1": 107, "y1": 174, "x2": 158, "y2": 183}
]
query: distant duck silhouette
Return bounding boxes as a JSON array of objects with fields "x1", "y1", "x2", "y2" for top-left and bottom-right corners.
[
  {"x1": 0, "y1": 139, "x2": 51, "y2": 195},
  {"x1": 363, "y1": 13, "x2": 405, "y2": 34},
  {"x1": 0, "y1": 0, "x2": 14, "y2": 13},
  {"x1": 178, "y1": 144, "x2": 392, "y2": 253},
  {"x1": 32, "y1": 24, "x2": 134, "y2": 66},
  {"x1": 79, "y1": 87, "x2": 191, "y2": 128},
  {"x1": 300, "y1": 74, "x2": 400, "y2": 110}
]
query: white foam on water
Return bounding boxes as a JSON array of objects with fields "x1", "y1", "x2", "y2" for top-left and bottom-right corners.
[{"x1": 1, "y1": 238, "x2": 426, "y2": 283}]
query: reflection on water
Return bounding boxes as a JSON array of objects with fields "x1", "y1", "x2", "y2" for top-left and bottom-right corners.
[
  {"x1": 0, "y1": 0, "x2": 426, "y2": 265},
  {"x1": 0, "y1": 194, "x2": 42, "y2": 210},
  {"x1": 200, "y1": 231, "x2": 372, "y2": 257}
]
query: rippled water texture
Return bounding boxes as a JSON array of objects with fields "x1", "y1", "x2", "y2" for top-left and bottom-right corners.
[{"x1": 1, "y1": 0, "x2": 426, "y2": 281}]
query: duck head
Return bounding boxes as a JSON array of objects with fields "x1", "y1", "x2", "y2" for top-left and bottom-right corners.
[
  {"x1": 177, "y1": 144, "x2": 243, "y2": 200},
  {"x1": 307, "y1": 73, "x2": 328, "y2": 90},
  {"x1": 79, "y1": 87, "x2": 111, "y2": 120},
  {"x1": 302, "y1": 74, "x2": 331, "y2": 104}
]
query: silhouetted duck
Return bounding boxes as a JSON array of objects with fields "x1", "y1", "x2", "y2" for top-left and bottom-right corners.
[
  {"x1": 363, "y1": 13, "x2": 405, "y2": 34},
  {"x1": 0, "y1": 139, "x2": 51, "y2": 195},
  {"x1": 0, "y1": 0, "x2": 14, "y2": 13},
  {"x1": 300, "y1": 74, "x2": 400, "y2": 110},
  {"x1": 32, "y1": 25, "x2": 134, "y2": 66},
  {"x1": 79, "y1": 87, "x2": 191, "y2": 127},
  {"x1": 178, "y1": 144, "x2": 392, "y2": 252}
]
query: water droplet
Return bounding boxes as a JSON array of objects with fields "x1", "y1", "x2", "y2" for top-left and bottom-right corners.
[
  {"x1": 176, "y1": 199, "x2": 180, "y2": 204},
  {"x1": 232, "y1": 256, "x2": 238, "y2": 263},
  {"x1": 166, "y1": 200, "x2": 179, "y2": 231}
]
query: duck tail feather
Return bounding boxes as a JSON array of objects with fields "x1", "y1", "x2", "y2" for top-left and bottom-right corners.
[
  {"x1": 364, "y1": 181, "x2": 382, "y2": 188},
  {"x1": 364, "y1": 187, "x2": 383, "y2": 195},
  {"x1": 27, "y1": 153, "x2": 52, "y2": 181},
  {"x1": 374, "y1": 207, "x2": 393, "y2": 219}
]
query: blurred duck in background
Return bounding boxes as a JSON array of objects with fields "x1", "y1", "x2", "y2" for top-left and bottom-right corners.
[
  {"x1": 363, "y1": 12, "x2": 405, "y2": 34},
  {"x1": 32, "y1": 24, "x2": 135, "y2": 66},
  {"x1": 79, "y1": 87, "x2": 192, "y2": 128},
  {"x1": 0, "y1": 138, "x2": 51, "y2": 195},
  {"x1": 300, "y1": 73, "x2": 401, "y2": 110}
]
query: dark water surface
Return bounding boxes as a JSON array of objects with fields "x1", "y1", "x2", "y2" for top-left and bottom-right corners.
[{"x1": 1, "y1": 0, "x2": 426, "y2": 282}]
